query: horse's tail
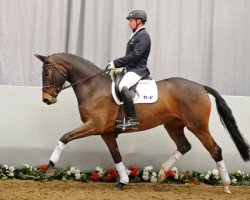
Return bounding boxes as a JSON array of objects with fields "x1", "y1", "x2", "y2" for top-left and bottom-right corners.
[{"x1": 204, "y1": 85, "x2": 250, "y2": 161}]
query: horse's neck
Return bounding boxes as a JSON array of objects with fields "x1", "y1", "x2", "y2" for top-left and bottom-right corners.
[
  {"x1": 72, "y1": 75, "x2": 110, "y2": 106},
  {"x1": 63, "y1": 58, "x2": 110, "y2": 104},
  {"x1": 67, "y1": 61, "x2": 100, "y2": 83}
]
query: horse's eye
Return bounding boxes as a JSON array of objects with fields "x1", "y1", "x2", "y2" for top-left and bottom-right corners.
[{"x1": 42, "y1": 71, "x2": 49, "y2": 76}]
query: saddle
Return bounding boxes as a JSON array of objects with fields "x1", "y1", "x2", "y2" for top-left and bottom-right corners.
[{"x1": 112, "y1": 70, "x2": 158, "y2": 105}]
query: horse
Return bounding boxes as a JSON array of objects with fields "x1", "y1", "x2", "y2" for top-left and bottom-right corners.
[{"x1": 35, "y1": 53, "x2": 250, "y2": 193}]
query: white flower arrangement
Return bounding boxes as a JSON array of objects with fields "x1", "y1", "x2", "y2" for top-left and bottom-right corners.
[
  {"x1": 230, "y1": 170, "x2": 250, "y2": 185},
  {"x1": 199, "y1": 173, "x2": 205, "y2": 179},
  {"x1": 8, "y1": 166, "x2": 15, "y2": 177},
  {"x1": 95, "y1": 166, "x2": 104, "y2": 177},
  {"x1": 205, "y1": 170, "x2": 212, "y2": 180},
  {"x1": 22, "y1": 164, "x2": 36, "y2": 172},
  {"x1": 0, "y1": 164, "x2": 249, "y2": 185},
  {"x1": 212, "y1": 169, "x2": 220, "y2": 179},
  {"x1": 67, "y1": 166, "x2": 81, "y2": 180},
  {"x1": 144, "y1": 166, "x2": 153, "y2": 171},
  {"x1": 237, "y1": 170, "x2": 242, "y2": 175},
  {"x1": 2, "y1": 165, "x2": 15, "y2": 177},
  {"x1": 231, "y1": 178, "x2": 237, "y2": 184},
  {"x1": 142, "y1": 165, "x2": 158, "y2": 182},
  {"x1": 171, "y1": 167, "x2": 179, "y2": 180},
  {"x1": 150, "y1": 172, "x2": 157, "y2": 182},
  {"x1": 205, "y1": 169, "x2": 220, "y2": 179}
]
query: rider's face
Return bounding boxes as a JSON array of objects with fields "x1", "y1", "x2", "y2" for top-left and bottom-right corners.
[{"x1": 128, "y1": 18, "x2": 137, "y2": 31}]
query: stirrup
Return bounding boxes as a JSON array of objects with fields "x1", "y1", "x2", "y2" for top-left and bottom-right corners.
[{"x1": 116, "y1": 118, "x2": 139, "y2": 131}]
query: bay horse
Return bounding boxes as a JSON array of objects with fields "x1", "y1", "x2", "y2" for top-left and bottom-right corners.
[{"x1": 35, "y1": 53, "x2": 250, "y2": 193}]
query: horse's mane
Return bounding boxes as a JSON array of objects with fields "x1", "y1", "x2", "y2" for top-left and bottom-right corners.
[{"x1": 51, "y1": 53, "x2": 101, "y2": 71}]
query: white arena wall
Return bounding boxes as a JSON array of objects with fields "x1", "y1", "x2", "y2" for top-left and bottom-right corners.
[{"x1": 0, "y1": 85, "x2": 249, "y2": 173}]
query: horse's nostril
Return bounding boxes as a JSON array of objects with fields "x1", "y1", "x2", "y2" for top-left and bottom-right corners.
[{"x1": 43, "y1": 98, "x2": 50, "y2": 104}]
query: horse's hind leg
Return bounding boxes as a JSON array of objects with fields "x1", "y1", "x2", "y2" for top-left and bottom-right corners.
[
  {"x1": 189, "y1": 126, "x2": 231, "y2": 193},
  {"x1": 158, "y1": 119, "x2": 191, "y2": 182}
]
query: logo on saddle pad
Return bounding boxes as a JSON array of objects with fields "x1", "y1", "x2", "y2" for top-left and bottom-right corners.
[{"x1": 111, "y1": 79, "x2": 158, "y2": 105}]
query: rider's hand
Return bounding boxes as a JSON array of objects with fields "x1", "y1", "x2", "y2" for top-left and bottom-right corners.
[
  {"x1": 107, "y1": 61, "x2": 116, "y2": 81},
  {"x1": 108, "y1": 61, "x2": 115, "y2": 70}
]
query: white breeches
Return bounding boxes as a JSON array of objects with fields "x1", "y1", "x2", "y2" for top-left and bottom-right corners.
[{"x1": 119, "y1": 72, "x2": 142, "y2": 92}]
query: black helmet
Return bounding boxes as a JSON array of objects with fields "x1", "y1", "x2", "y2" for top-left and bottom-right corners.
[{"x1": 126, "y1": 10, "x2": 147, "y2": 23}]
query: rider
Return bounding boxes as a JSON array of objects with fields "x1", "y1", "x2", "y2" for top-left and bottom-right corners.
[{"x1": 108, "y1": 10, "x2": 151, "y2": 130}]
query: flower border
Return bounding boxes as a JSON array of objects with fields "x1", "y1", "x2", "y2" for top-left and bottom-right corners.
[{"x1": 0, "y1": 164, "x2": 249, "y2": 186}]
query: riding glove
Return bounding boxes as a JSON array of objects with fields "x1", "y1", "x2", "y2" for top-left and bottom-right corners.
[{"x1": 108, "y1": 61, "x2": 115, "y2": 70}]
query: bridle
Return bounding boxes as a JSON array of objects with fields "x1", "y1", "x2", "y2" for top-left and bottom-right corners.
[
  {"x1": 42, "y1": 62, "x2": 67, "y2": 98},
  {"x1": 42, "y1": 59, "x2": 111, "y2": 98}
]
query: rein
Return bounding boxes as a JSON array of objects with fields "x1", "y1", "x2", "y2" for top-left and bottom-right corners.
[{"x1": 61, "y1": 68, "x2": 111, "y2": 90}]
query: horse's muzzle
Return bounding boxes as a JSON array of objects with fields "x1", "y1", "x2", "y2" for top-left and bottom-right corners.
[{"x1": 43, "y1": 92, "x2": 57, "y2": 105}]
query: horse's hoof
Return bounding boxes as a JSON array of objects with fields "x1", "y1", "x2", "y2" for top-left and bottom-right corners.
[
  {"x1": 44, "y1": 168, "x2": 56, "y2": 178},
  {"x1": 223, "y1": 185, "x2": 232, "y2": 194},
  {"x1": 157, "y1": 168, "x2": 166, "y2": 183},
  {"x1": 157, "y1": 175, "x2": 166, "y2": 183},
  {"x1": 114, "y1": 182, "x2": 126, "y2": 190}
]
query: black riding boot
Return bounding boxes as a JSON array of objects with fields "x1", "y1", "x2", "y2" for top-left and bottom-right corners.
[{"x1": 116, "y1": 87, "x2": 138, "y2": 130}]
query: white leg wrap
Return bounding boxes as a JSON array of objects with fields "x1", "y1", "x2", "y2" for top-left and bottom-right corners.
[
  {"x1": 49, "y1": 141, "x2": 65, "y2": 164},
  {"x1": 115, "y1": 162, "x2": 129, "y2": 184},
  {"x1": 162, "y1": 151, "x2": 182, "y2": 170},
  {"x1": 217, "y1": 160, "x2": 230, "y2": 185}
]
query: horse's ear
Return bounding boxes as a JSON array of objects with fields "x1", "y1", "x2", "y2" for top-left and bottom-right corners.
[{"x1": 34, "y1": 54, "x2": 47, "y2": 62}]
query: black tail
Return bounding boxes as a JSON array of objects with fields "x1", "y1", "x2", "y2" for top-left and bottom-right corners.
[{"x1": 204, "y1": 86, "x2": 250, "y2": 161}]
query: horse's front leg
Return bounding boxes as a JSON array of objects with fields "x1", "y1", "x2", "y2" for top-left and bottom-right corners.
[
  {"x1": 47, "y1": 120, "x2": 96, "y2": 169},
  {"x1": 101, "y1": 134, "x2": 129, "y2": 190}
]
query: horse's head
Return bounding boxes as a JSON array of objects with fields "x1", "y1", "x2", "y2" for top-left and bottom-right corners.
[{"x1": 35, "y1": 54, "x2": 67, "y2": 105}]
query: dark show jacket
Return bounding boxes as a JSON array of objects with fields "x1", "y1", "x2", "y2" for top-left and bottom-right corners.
[{"x1": 113, "y1": 28, "x2": 151, "y2": 78}]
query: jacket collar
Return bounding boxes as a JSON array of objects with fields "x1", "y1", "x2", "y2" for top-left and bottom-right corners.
[
  {"x1": 128, "y1": 27, "x2": 145, "y2": 42},
  {"x1": 130, "y1": 27, "x2": 145, "y2": 39}
]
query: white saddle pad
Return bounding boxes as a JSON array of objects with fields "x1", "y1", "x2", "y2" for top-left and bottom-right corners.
[{"x1": 111, "y1": 79, "x2": 158, "y2": 105}]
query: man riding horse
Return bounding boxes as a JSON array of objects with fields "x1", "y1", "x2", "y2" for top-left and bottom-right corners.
[
  {"x1": 35, "y1": 10, "x2": 250, "y2": 193},
  {"x1": 108, "y1": 10, "x2": 151, "y2": 130}
]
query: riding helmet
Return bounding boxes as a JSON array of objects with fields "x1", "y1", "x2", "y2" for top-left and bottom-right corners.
[{"x1": 126, "y1": 10, "x2": 147, "y2": 23}]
